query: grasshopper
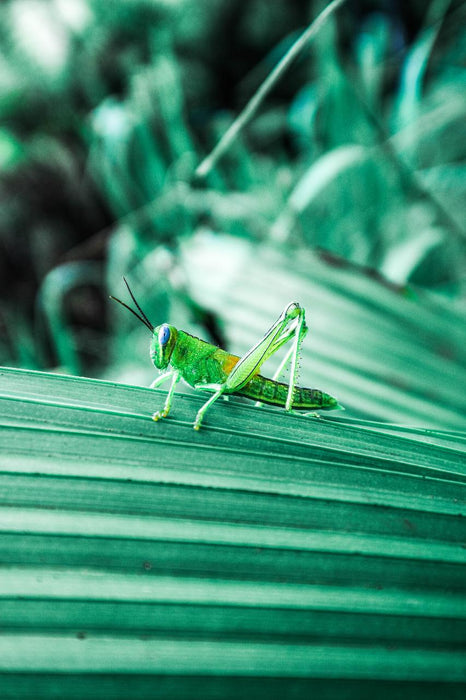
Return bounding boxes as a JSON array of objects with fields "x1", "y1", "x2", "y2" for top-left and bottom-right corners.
[{"x1": 111, "y1": 279, "x2": 341, "y2": 430}]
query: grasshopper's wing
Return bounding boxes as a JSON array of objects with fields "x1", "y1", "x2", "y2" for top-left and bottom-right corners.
[{"x1": 224, "y1": 303, "x2": 304, "y2": 392}]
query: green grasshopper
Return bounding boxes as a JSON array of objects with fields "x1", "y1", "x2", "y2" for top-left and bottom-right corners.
[{"x1": 111, "y1": 279, "x2": 341, "y2": 430}]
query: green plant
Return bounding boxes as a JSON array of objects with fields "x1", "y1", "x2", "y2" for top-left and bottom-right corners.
[{"x1": 0, "y1": 365, "x2": 465, "y2": 697}]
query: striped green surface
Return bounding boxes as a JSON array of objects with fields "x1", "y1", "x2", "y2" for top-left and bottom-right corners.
[{"x1": 0, "y1": 366, "x2": 465, "y2": 698}]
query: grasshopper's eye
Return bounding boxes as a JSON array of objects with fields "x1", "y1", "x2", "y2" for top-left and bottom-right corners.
[{"x1": 158, "y1": 325, "x2": 170, "y2": 346}]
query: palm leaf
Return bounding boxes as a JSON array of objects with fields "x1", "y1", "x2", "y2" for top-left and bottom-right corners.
[{"x1": 0, "y1": 366, "x2": 465, "y2": 698}]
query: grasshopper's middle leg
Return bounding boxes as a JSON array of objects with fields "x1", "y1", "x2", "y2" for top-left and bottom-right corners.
[
  {"x1": 193, "y1": 383, "x2": 225, "y2": 430},
  {"x1": 152, "y1": 371, "x2": 180, "y2": 422}
]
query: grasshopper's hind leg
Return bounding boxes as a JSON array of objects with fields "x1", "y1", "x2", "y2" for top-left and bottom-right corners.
[
  {"x1": 152, "y1": 371, "x2": 180, "y2": 422},
  {"x1": 284, "y1": 306, "x2": 307, "y2": 411},
  {"x1": 223, "y1": 301, "x2": 307, "y2": 412},
  {"x1": 255, "y1": 322, "x2": 308, "y2": 408},
  {"x1": 191, "y1": 302, "x2": 308, "y2": 429}
]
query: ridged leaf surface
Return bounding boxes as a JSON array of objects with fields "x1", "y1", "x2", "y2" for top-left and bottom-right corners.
[{"x1": 0, "y1": 366, "x2": 465, "y2": 698}]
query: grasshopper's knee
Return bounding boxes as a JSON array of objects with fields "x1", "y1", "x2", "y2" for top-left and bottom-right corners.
[
  {"x1": 194, "y1": 383, "x2": 224, "y2": 392},
  {"x1": 285, "y1": 302, "x2": 303, "y2": 320}
]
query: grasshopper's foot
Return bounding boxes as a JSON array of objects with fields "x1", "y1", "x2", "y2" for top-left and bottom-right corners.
[
  {"x1": 152, "y1": 409, "x2": 169, "y2": 422},
  {"x1": 193, "y1": 409, "x2": 206, "y2": 431}
]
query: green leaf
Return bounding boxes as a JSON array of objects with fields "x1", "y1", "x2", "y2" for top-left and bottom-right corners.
[
  {"x1": 0, "y1": 366, "x2": 465, "y2": 697},
  {"x1": 392, "y1": 0, "x2": 452, "y2": 134}
]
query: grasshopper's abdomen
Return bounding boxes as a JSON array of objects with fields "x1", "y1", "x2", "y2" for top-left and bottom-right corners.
[{"x1": 238, "y1": 375, "x2": 340, "y2": 411}]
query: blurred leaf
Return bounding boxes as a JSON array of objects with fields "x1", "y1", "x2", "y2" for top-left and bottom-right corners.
[
  {"x1": 288, "y1": 83, "x2": 319, "y2": 151},
  {"x1": 417, "y1": 164, "x2": 466, "y2": 233},
  {"x1": 38, "y1": 261, "x2": 103, "y2": 375},
  {"x1": 181, "y1": 233, "x2": 466, "y2": 430},
  {"x1": 391, "y1": 0, "x2": 451, "y2": 135},
  {"x1": 0, "y1": 0, "x2": 465, "y2": 391},
  {"x1": 285, "y1": 144, "x2": 369, "y2": 214},
  {"x1": 391, "y1": 87, "x2": 466, "y2": 170},
  {"x1": 0, "y1": 127, "x2": 23, "y2": 170},
  {"x1": 380, "y1": 223, "x2": 444, "y2": 284},
  {"x1": 7, "y1": 0, "x2": 71, "y2": 83},
  {"x1": 355, "y1": 12, "x2": 393, "y2": 111}
]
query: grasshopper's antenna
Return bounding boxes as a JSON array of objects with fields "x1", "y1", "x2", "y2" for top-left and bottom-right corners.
[
  {"x1": 123, "y1": 278, "x2": 154, "y2": 330},
  {"x1": 109, "y1": 278, "x2": 155, "y2": 332}
]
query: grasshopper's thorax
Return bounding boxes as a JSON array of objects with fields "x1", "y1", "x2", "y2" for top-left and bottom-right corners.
[
  {"x1": 168, "y1": 330, "x2": 222, "y2": 387},
  {"x1": 150, "y1": 324, "x2": 178, "y2": 370}
]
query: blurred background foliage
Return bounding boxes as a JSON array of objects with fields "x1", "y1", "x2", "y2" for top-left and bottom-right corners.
[{"x1": 0, "y1": 0, "x2": 465, "y2": 426}]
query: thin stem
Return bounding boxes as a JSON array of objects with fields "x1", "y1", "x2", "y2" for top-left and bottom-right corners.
[{"x1": 195, "y1": 0, "x2": 347, "y2": 179}]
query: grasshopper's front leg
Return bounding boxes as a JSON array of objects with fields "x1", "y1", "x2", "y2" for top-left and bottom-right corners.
[
  {"x1": 152, "y1": 370, "x2": 180, "y2": 422},
  {"x1": 150, "y1": 370, "x2": 175, "y2": 390}
]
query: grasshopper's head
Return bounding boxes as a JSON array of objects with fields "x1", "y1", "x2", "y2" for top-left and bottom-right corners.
[
  {"x1": 110, "y1": 279, "x2": 179, "y2": 370},
  {"x1": 150, "y1": 324, "x2": 177, "y2": 370},
  {"x1": 111, "y1": 278, "x2": 174, "y2": 367}
]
